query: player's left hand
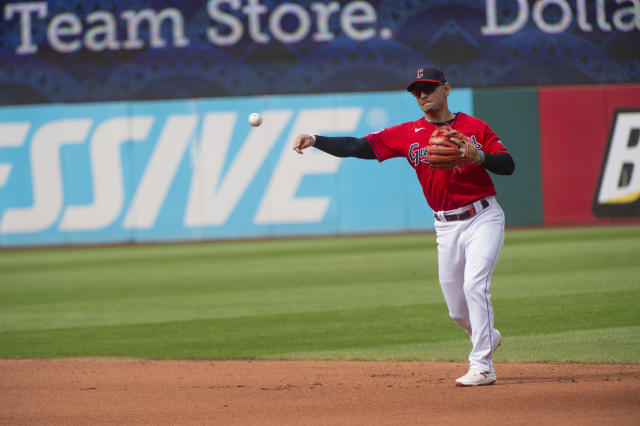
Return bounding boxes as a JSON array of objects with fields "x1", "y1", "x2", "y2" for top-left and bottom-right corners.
[
  {"x1": 447, "y1": 131, "x2": 482, "y2": 163},
  {"x1": 426, "y1": 126, "x2": 482, "y2": 169}
]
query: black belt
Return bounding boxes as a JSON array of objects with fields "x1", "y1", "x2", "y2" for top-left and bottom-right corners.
[{"x1": 437, "y1": 198, "x2": 489, "y2": 222}]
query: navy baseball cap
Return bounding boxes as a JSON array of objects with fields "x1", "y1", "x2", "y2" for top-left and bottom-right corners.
[{"x1": 406, "y1": 66, "x2": 447, "y2": 92}]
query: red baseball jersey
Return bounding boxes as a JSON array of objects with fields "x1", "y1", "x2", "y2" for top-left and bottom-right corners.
[{"x1": 366, "y1": 112, "x2": 509, "y2": 212}]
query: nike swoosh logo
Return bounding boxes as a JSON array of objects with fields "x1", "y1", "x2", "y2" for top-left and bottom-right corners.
[{"x1": 414, "y1": 128, "x2": 427, "y2": 133}]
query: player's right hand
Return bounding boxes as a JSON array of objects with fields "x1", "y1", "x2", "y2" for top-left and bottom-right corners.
[{"x1": 293, "y1": 134, "x2": 315, "y2": 154}]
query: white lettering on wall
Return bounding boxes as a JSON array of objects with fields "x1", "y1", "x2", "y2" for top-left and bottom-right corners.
[
  {"x1": 3, "y1": 2, "x2": 190, "y2": 54},
  {"x1": 596, "y1": 111, "x2": 640, "y2": 205},
  {"x1": 243, "y1": 0, "x2": 269, "y2": 43},
  {"x1": 47, "y1": 12, "x2": 83, "y2": 53},
  {"x1": 311, "y1": 2, "x2": 340, "y2": 41},
  {"x1": 207, "y1": 0, "x2": 244, "y2": 46},
  {"x1": 255, "y1": 107, "x2": 362, "y2": 224},
  {"x1": 184, "y1": 110, "x2": 293, "y2": 226},
  {"x1": 3, "y1": 0, "x2": 639, "y2": 55},
  {"x1": 532, "y1": 0, "x2": 572, "y2": 34},
  {"x1": 0, "y1": 105, "x2": 369, "y2": 236},
  {"x1": 613, "y1": 0, "x2": 640, "y2": 32},
  {"x1": 269, "y1": 4, "x2": 311, "y2": 43},
  {"x1": 340, "y1": 1, "x2": 377, "y2": 41},
  {"x1": 84, "y1": 11, "x2": 121, "y2": 51},
  {"x1": 0, "y1": 123, "x2": 30, "y2": 187},
  {"x1": 4, "y1": 1, "x2": 48, "y2": 54},
  {"x1": 120, "y1": 8, "x2": 189, "y2": 49},
  {"x1": 0, "y1": 119, "x2": 92, "y2": 233},
  {"x1": 4, "y1": 1, "x2": 385, "y2": 54},
  {"x1": 59, "y1": 117, "x2": 153, "y2": 231},
  {"x1": 124, "y1": 115, "x2": 198, "y2": 229},
  {"x1": 482, "y1": 0, "x2": 640, "y2": 35},
  {"x1": 576, "y1": 0, "x2": 593, "y2": 31}
]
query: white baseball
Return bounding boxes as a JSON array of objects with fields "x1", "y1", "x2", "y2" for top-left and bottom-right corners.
[{"x1": 248, "y1": 112, "x2": 262, "y2": 127}]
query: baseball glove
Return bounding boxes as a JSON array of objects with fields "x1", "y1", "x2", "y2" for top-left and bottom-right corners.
[{"x1": 426, "y1": 126, "x2": 479, "y2": 169}]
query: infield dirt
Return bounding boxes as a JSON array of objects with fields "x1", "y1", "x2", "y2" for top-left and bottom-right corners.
[{"x1": 1, "y1": 359, "x2": 639, "y2": 425}]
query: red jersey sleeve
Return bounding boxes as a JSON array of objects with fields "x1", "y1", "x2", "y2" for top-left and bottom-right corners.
[
  {"x1": 365, "y1": 123, "x2": 409, "y2": 162},
  {"x1": 480, "y1": 122, "x2": 509, "y2": 155}
]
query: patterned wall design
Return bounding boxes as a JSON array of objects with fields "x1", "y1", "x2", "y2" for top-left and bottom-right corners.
[{"x1": 1, "y1": 0, "x2": 638, "y2": 105}]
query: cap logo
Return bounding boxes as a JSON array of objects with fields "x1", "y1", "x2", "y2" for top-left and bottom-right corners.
[{"x1": 416, "y1": 68, "x2": 424, "y2": 79}]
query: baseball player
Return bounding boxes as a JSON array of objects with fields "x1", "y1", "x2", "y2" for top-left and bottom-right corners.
[{"x1": 293, "y1": 66, "x2": 515, "y2": 386}]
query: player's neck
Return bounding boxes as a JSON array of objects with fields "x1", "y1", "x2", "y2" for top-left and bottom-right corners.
[{"x1": 424, "y1": 109, "x2": 456, "y2": 125}]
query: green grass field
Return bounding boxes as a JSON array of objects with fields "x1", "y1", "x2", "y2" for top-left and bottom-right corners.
[{"x1": 1, "y1": 225, "x2": 639, "y2": 363}]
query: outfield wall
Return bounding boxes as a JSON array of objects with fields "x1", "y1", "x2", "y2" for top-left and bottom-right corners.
[
  {"x1": 1, "y1": 84, "x2": 638, "y2": 247},
  {"x1": 2, "y1": 0, "x2": 638, "y2": 246},
  {"x1": 0, "y1": 91, "x2": 465, "y2": 246}
]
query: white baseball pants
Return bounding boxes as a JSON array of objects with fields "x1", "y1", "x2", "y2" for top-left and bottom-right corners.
[{"x1": 434, "y1": 196, "x2": 505, "y2": 372}]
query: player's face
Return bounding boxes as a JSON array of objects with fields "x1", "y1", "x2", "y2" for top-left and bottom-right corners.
[{"x1": 413, "y1": 83, "x2": 449, "y2": 113}]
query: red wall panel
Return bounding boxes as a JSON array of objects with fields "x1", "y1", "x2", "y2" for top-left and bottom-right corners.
[{"x1": 539, "y1": 85, "x2": 640, "y2": 225}]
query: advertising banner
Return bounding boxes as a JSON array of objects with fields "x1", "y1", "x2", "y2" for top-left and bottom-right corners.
[
  {"x1": 0, "y1": 89, "x2": 473, "y2": 246},
  {"x1": 538, "y1": 84, "x2": 640, "y2": 224},
  {"x1": 1, "y1": 0, "x2": 638, "y2": 105}
]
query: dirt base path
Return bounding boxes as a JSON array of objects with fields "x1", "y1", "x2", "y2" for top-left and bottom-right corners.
[{"x1": 1, "y1": 359, "x2": 639, "y2": 425}]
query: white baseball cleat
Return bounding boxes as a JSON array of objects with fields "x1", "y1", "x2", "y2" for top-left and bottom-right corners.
[
  {"x1": 455, "y1": 368, "x2": 497, "y2": 387},
  {"x1": 455, "y1": 329, "x2": 502, "y2": 386},
  {"x1": 455, "y1": 330, "x2": 502, "y2": 387}
]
